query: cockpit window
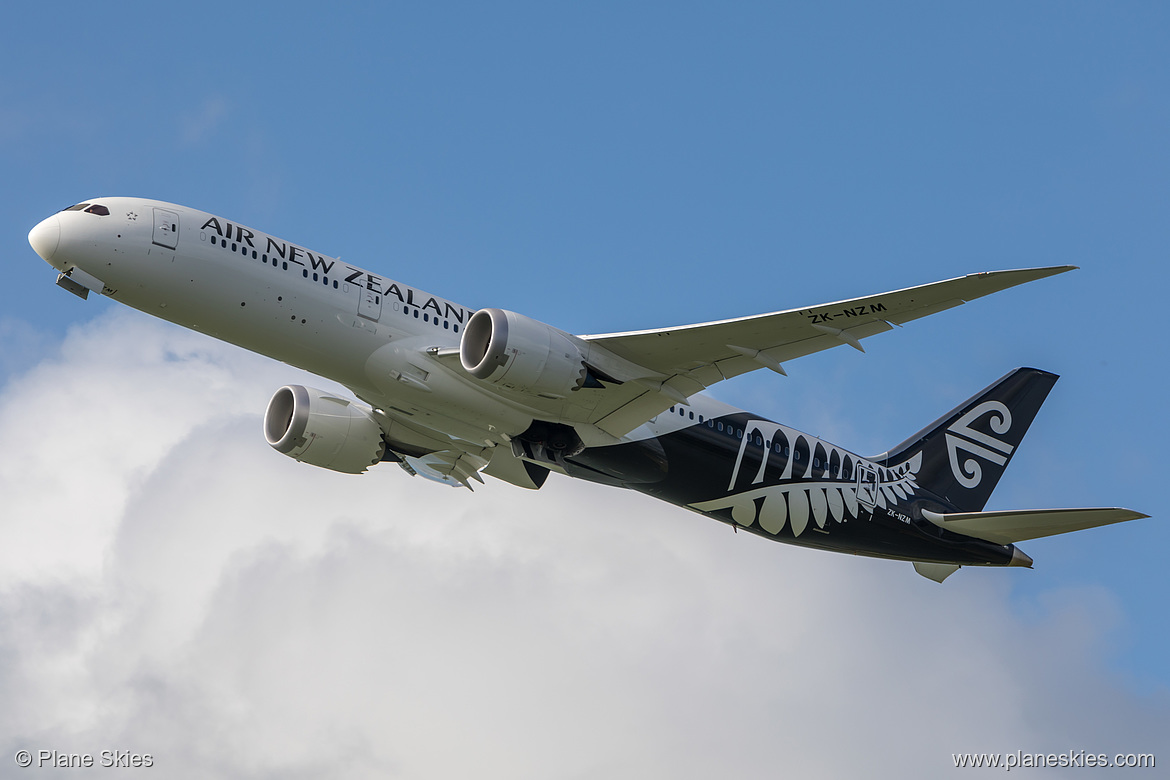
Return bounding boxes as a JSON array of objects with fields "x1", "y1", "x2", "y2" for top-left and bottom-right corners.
[{"x1": 60, "y1": 203, "x2": 110, "y2": 215}]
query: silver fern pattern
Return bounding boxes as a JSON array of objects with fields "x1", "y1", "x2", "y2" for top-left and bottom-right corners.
[{"x1": 689, "y1": 419, "x2": 922, "y2": 537}]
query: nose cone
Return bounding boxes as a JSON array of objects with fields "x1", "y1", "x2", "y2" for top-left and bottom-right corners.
[{"x1": 29, "y1": 214, "x2": 61, "y2": 262}]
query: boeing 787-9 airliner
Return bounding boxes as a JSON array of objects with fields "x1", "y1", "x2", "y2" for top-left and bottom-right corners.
[{"x1": 28, "y1": 198, "x2": 1148, "y2": 582}]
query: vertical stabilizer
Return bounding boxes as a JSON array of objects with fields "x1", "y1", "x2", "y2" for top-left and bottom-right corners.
[{"x1": 877, "y1": 368, "x2": 1059, "y2": 512}]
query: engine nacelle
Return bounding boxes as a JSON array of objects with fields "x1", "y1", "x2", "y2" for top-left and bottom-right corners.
[
  {"x1": 459, "y1": 308, "x2": 588, "y2": 397},
  {"x1": 263, "y1": 385, "x2": 386, "y2": 474}
]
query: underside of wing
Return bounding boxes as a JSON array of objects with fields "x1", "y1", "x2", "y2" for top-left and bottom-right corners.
[
  {"x1": 398, "y1": 448, "x2": 490, "y2": 489},
  {"x1": 578, "y1": 266, "x2": 1074, "y2": 436}
]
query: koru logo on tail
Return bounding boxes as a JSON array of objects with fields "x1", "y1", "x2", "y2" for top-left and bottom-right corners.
[{"x1": 945, "y1": 401, "x2": 1014, "y2": 488}]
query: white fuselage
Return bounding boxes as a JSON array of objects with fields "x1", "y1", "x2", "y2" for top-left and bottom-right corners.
[{"x1": 30, "y1": 197, "x2": 736, "y2": 453}]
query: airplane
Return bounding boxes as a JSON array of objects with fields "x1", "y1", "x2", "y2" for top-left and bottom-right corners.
[{"x1": 27, "y1": 197, "x2": 1149, "y2": 582}]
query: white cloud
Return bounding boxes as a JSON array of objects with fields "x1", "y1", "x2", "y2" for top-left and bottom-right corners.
[{"x1": 0, "y1": 312, "x2": 1165, "y2": 778}]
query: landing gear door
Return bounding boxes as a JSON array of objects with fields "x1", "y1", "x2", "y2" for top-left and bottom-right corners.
[
  {"x1": 153, "y1": 208, "x2": 180, "y2": 249},
  {"x1": 857, "y1": 464, "x2": 879, "y2": 509}
]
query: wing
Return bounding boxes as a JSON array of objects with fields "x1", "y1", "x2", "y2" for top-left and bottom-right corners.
[{"x1": 579, "y1": 266, "x2": 1074, "y2": 436}]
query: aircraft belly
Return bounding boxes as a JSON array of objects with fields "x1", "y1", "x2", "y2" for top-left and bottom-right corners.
[
  {"x1": 99, "y1": 242, "x2": 380, "y2": 393},
  {"x1": 108, "y1": 245, "x2": 524, "y2": 448},
  {"x1": 363, "y1": 342, "x2": 535, "y2": 441}
]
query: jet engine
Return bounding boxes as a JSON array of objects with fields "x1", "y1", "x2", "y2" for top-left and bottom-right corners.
[
  {"x1": 263, "y1": 385, "x2": 386, "y2": 474},
  {"x1": 459, "y1": 308, "x2": 590, "y2": 397}
]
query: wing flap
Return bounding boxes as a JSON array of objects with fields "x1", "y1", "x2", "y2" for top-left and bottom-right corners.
[
  {"x1": 595, "y1": 388, "x2": 665, "y2": 437},
  {"x1": 887, "y1": 298, "x2": 966, "y2": 325},
  {"x1": 922, "y1": 507, "x2": 1150, "y2": 545},
  {"x1": 400, "y1": 448, "x2": 490, "y2": 489}
]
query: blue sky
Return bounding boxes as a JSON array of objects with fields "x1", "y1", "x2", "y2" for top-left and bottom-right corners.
[{"x1": 2, "y1": 3, "x2": 1167, "y2": 775}]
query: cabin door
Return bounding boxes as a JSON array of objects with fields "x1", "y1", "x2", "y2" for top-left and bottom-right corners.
[
  {"x1": 152, "y1": 208, "x2": 180, "y2": 249},
  {"x1": 357, "y1": 284, "x2": 382, "y2": 321}
]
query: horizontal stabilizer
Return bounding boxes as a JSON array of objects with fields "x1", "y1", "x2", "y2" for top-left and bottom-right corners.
[{"x1": 922, "y1": 507, "x2": 1149, "y2": 545}]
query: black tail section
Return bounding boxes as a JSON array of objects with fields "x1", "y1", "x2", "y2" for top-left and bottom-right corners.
[{"x1": 878, "y1": 368, "x2": 1059, "y2": 512}]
